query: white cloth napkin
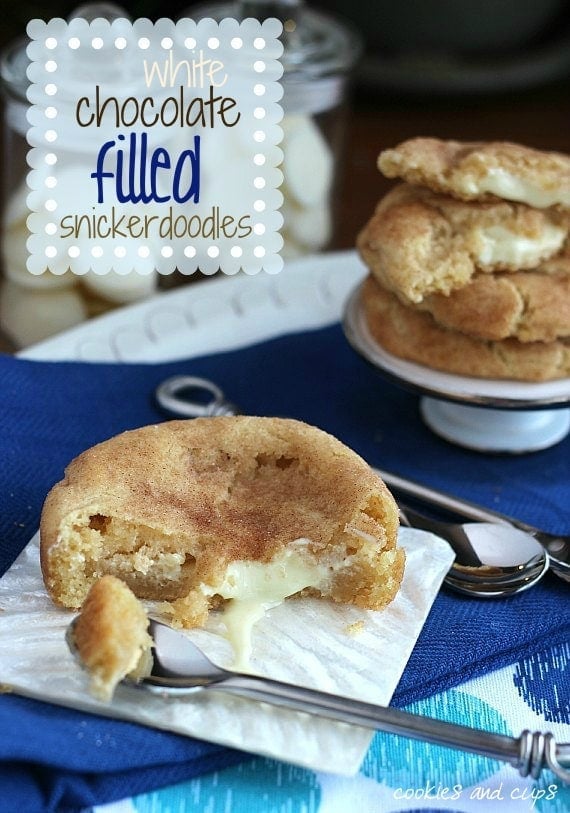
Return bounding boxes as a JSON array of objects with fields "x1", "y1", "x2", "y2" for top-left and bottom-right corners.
[{"x1": 0, "y1": 528, "x2": 453, "y2": 775}]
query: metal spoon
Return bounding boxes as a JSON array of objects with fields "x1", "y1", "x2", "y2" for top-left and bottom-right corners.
[
  {"x1": 66, "y1": 617, "x2": 570, "y2": 784},
  {"x1": 398, "y1": 502, "x2": 549, "y2": 598},
  {"x1": 378, "y1": 469, "x2": 570, "y2": 581}
]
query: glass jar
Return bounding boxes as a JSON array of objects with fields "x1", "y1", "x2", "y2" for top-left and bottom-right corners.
[
  {"x1": 0, "y1": 3, "x2": 161, "y2": 348},
  {"x1": 2, "y1": 33, "x2": 95, "y2": 349},
  {"x1": 183, "y1": 0, "x2": 361, "y2": 262}
]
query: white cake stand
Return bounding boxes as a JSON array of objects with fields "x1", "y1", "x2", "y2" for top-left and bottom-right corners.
[{"x1": 343, "y1": 285, "x2": 570, "y2": 454}]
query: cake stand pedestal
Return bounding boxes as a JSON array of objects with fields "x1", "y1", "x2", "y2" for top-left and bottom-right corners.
[
  {"x1": 343, "y1": 285, "x2": 570, "y2": 454},
  {"x1": 420, "y1": 399, "x2": 570, "y2": 453}
]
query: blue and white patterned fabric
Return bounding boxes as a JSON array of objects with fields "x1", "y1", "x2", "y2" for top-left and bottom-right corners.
[{"x1": 96, "y1": 644, "x2": 570, "y2": 813}]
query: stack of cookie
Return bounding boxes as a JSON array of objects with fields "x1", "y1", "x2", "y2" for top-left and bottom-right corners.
[{"x1": 357, "y1": 138, "x2": 570, "y2": 382}]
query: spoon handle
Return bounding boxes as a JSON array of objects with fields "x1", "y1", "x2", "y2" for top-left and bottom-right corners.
[
  {"x1": 212, "y1": 674, "x2": 570, "y2": 783},
  {"x1": 376, "y1": 469, "x2": 520, "y2": 527}
]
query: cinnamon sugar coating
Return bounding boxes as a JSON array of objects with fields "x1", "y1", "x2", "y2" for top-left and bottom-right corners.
[
  {"x1": 416, "y1": 258, "x2": 570, "y2": 343},
  {"x1": 361, "y1": 275, "x2": 570, "y2": 382}
]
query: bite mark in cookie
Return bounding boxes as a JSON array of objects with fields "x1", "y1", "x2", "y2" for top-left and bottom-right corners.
[{"x1": 41, "y1": 417, "x2": 404, "y2": 641}]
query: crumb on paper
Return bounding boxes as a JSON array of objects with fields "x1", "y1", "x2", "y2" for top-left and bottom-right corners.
[
  {"x1": 0, "y1": 683, "x2": 14, "y2": 693},
  {"x1": 344, "y1": 620, "x2": 365, "y2": 637}
]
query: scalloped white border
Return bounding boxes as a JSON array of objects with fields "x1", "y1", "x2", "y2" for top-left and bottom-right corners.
[{"x1": 25, "y1": 17, "x2": 284, "y2": 276}]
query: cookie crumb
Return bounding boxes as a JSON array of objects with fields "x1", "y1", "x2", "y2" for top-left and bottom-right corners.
[{"x1": 344, "y1": 620, "x2": 365, "y2": 636}]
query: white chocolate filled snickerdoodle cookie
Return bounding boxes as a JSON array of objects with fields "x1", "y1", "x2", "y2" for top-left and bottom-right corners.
[
  {"x1": 378, "y1": 138, "x2": 570, "y2": 211},
  {"x1": 361, "y1": 275, "x2": 570, "y2": 382},
  {"x1": 416, "y1": 253, "x2": 570, "y2": 344},
  {"x1": 357, "y1": 184, "x2": 568, "y2": 304},
  {"x1": 41, "y1": 417, "x2": 403, "y2": 633}
]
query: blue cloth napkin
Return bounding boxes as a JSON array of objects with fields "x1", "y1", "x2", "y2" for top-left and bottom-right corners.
[{"x1": 1, "y1": 322, "x2": 569, "y2": 812}]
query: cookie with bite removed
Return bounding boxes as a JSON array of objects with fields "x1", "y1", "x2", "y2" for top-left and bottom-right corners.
[{"x1": 41, "y1": 417, "x2": 404, "y2": 629}]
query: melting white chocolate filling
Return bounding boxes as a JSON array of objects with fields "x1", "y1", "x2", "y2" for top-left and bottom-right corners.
[
  {"x1": 476, "y1": 222, "x2": 566, "y2": 267},
  {"x1": 201, "y1": 540, "x2": 344, "y2": 669},
  {"x1": 463, "y1": 168, "x2": 570, "y2": 209}
]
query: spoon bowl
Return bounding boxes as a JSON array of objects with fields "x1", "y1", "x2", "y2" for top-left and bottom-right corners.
[
  {"x1": 443, "y1": 573, "x2": 547, "y2": 598},
  {"x1": 398, "y1": 503, "x2": 550, "y2": 597}
]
